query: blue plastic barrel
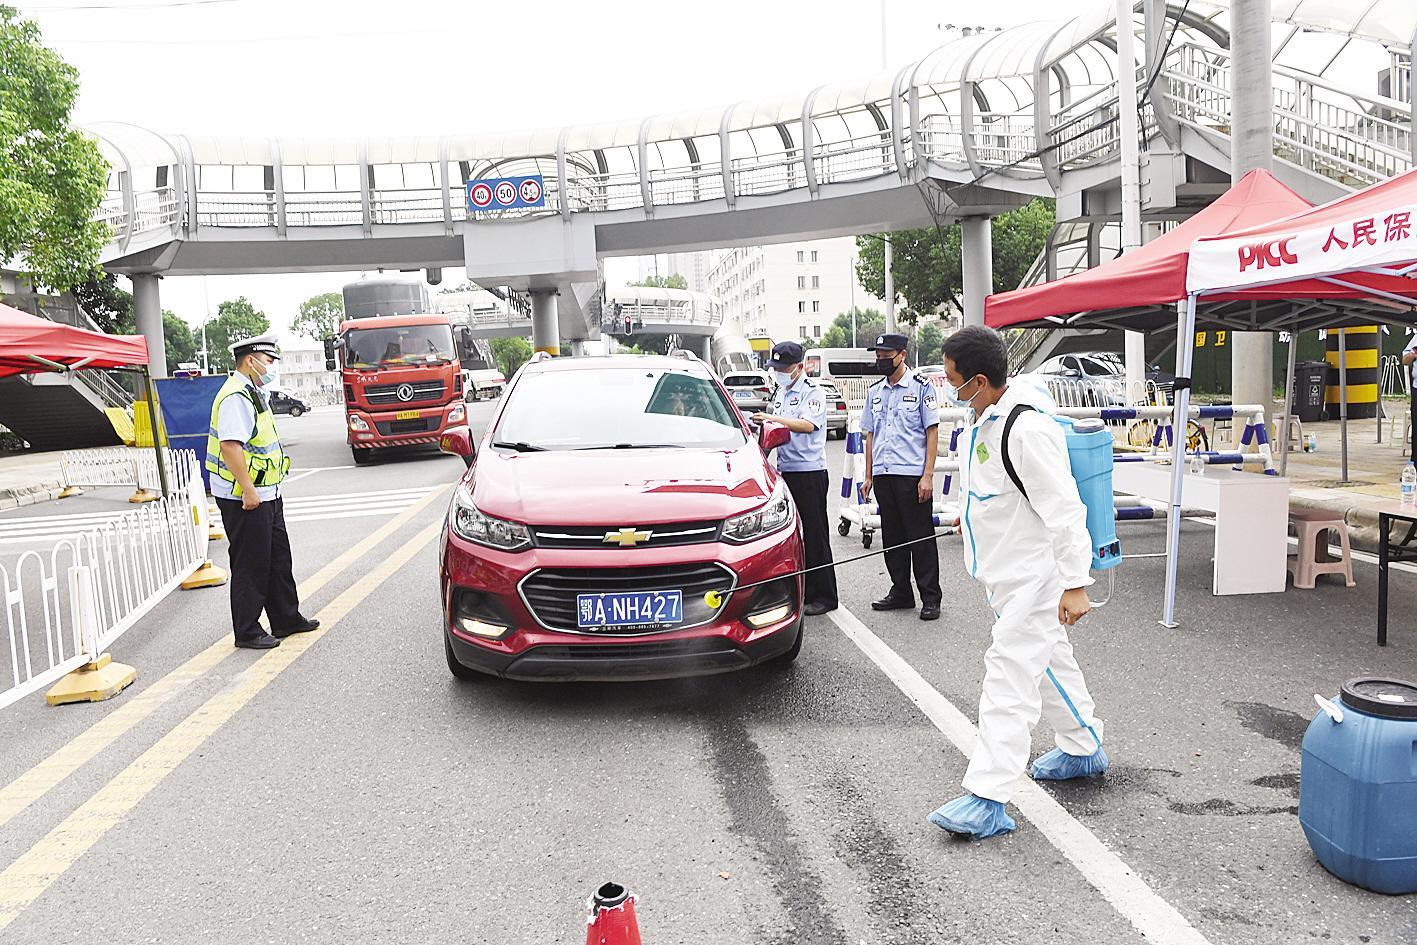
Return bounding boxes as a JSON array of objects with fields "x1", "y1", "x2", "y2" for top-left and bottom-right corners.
[
  {"x1": 1055, "y1": 417, "x2": 1121, "y2": 571},
  {"x1": 1300, "y1": 678, "x2": 1417, "y2": 894}
]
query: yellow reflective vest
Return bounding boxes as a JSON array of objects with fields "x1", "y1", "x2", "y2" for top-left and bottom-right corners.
[{"x1": 205, "y1": 374, "x2": 290, "y2": 497}]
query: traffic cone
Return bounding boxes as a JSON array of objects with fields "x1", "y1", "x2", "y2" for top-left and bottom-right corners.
[{"x1": 584, "y1": 882, "x2": 643, "y2": 945}]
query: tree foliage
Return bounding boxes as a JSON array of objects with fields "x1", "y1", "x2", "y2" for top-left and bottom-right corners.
[
  {"x1": 72, "y1": 269, "x2": 132, "y2": 334},
  {"x1": 490, "y1": 336, "x2": 533, "y2": 377},
  {"x1": 819, "y1": 308, "x2": 885, "y2": 351},
  {"x1": 203, "y1": 297, "x2": 270, "y2": 373},
  {"x1": 0, "y1": 7, "x2": 110, "y2": 290},
  {"x1": 627, "y1": 273, "x2": 688, "y2": 290},
  {"x1": 854, "y1": 199, "x2": 1054, "y2": 320},
  {"x1": 291, "y1": 291, "x2": 344, "y2": 341}
]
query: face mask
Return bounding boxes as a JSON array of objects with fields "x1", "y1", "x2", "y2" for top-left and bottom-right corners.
[
  {"x1": 771, "y1": 369, "x2": 794, "y2": 389},
  {"x1": 874, "y1": 355, "x2": 898, "y2": 375},
  {"x1": 252, "y1": 360, "x2": 277, "y2": 387},
  {"x1": 946, "y1": 377, "x2": 979, "y2": 408}
]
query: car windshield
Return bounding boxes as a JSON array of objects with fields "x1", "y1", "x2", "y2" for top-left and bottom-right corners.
[
  {"x1": 344, "y1": 324, "x2": 455, "y2": 368},
  {"x1": 1083, "y1": 354, "x2": 1125, "y2": 375},
  {"x1": 494, "y1": 368, "x2": 746, "y2": 450},
  {"x1": 723, "y1": 374, "x2": 766, "y2": 387}
]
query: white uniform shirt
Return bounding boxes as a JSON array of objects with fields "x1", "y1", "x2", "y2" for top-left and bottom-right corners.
[
  {"x1": 1404, "y1": 333, "x2": 1417, "y2": 388},
  {"x1": 211, "y1": 377, "x2": 281, "y2": 502}
]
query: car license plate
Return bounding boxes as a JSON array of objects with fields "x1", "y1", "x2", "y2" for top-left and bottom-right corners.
[
  {"x1": 395, "y1": 409, "x2": 420, "y2": 420},
  {"x1": 733, "y1": 390, "x2": 753, "y2": 400},
  {"x1": 577, "y1": 590, "x2": 683, "y2": 629}
]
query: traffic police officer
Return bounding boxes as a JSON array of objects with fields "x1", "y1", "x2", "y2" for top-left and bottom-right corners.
[
  {"x1": 205, "y1": 333, "x2": 317, "y2": 649},
  {"x1": 752, "y1": 341, "x2": 838, "y2": 615},
  {"x1": 861, "y1": 332, "x2": 942, "y2": 620}
]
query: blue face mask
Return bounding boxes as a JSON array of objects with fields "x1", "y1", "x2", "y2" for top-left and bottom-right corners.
[
  {"x1": 772, "y1": 369, "x2": 794, "y2": 389},
  {"x1": 945, "y1": 376, "x2": 979, "y2": 408}
]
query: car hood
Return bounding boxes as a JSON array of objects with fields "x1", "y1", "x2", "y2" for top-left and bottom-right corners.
[{"x1": 469, "y1": 443, "x2": 776, "y2": 525}]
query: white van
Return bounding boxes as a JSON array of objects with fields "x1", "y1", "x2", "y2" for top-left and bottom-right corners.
[{"x1": 804, "y1": 347, "x2": 878, "y2": 385}]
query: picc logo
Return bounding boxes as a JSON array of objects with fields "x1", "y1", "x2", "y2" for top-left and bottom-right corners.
[{"x1": 1237, "y1": 238, "x2": 1298, "y2": 272}]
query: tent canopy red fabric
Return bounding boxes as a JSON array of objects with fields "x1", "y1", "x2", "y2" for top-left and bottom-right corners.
[
  {"x1": 1186, "y1": 166, "x2": 1417, "y2": 304},
  {"x1": 0, "y1": 303, "x2": 150, "y2": 380},
  {"x1": 985, "y1": 170, "x2": 1313, "y2": 331}
]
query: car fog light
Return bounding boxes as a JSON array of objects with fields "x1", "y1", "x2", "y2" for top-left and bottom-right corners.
[
  {"x1": 456, "y1": 615, "x2": 510, "y2": 639},
  {"x1": 745, "y1": 604, "x2": 792, "y2": 629}
]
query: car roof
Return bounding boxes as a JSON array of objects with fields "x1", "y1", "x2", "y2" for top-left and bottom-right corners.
[{"x1": 523, "y1": 354, "x2": 715, "y2": 377}]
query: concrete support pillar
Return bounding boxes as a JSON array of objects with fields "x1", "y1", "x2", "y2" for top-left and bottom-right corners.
[
  {"x1": 960, "y1": 216, "x2": 993, "y2": 328},
  {"x1": 530, "y1": 290, "x2": 559, "y2": 356},
  {"x1": 1229, "y1": 0, "x2": 1274, "y2": 424},
  {"x1": 131, "y1": 273, "x2": 166, "y2": 378},
  {"x1": 883, "y1": 236, "x2": 896, "y2": 332},
  {"x1": 695, "y1": 336, "x2": 713, "y2": 363}
]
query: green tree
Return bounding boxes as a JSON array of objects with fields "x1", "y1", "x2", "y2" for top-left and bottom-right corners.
[
  {"x1": 913, "y1": 320, "x2": 945, "y2": 367},
  {"x1": 819, "y1": 308, "x2": 884, "y2": 350},
  {"x1": 855, "y1": 199, "x2": 1054, "y2": 319},
  {"x1": 627, "y1": 273, "x2": 688, "y2": 290},
  {"x1": 202, "y1": 297, "x2": 270, "y2": 373},
  {"x1": 490, "y1": 336, "x2": 533, "y2": 377},
  {"x1": 0, "y1": 7, "x2": 110, "y2": 290},
  {"x1": 291, "y1": 291, "x2": 344, "y2": 341},
  {"x1": 73, "y1": 269, "x2": 132, "y2": 334},
  {"x1": 160, "y1": 312, "x2": 196, "y2": 373}
]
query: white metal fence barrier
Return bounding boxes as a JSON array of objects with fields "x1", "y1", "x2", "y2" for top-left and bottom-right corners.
[
  {"x1": 59, "y1": 447, "x2": 143, "y2": 491},
  {"x1": 2, "y1": 450, "x2": 206, "y2": 710}
]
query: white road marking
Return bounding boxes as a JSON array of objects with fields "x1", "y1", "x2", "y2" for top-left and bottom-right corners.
[{"x1": 829, "y1": 605, "x2": 1215, "y2": 945}]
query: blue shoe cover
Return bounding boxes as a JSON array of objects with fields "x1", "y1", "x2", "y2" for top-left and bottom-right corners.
[
  {"x1": 1030, "y1": 745, "x2": 1109, "y2": 781},
  {"x1": 927, "y1": 794, "x2": 1016, "y2": 839}
]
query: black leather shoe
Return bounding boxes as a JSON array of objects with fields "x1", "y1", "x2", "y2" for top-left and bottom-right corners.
[
  {"x1": 804, "y1": 600, "x2": 837, "y2": 616},
  {"x1": 871, "y1": 595, "x2": 915, "y2": 611},
  {"x1": 273, "y1": 618, "x2": 320, "y2": 639},
  {"x1": 235, "y1": 633, "x2": 280, "y2": 650},
  {"x1": 919, "y1": 604, "x2": 941, "y2": 621}
]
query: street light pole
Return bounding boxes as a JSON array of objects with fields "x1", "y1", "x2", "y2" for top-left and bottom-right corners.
[
  {"x1": 850, "y1": 257, "x2": 858, "y2": 346},
  {"x1": 881, "y1": 0, "x2": 896, "y2": 332}
]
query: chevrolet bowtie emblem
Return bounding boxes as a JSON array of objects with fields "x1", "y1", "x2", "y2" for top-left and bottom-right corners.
[{"x1": 604, "y1": 527, "x2": 652, "y2": 547}]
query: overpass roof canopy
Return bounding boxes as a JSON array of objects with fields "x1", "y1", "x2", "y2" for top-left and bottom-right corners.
[
  {"x1": 1197, "y1": 0, "x2": 1417, "y2": 48},
  {"x1": 0, "y1": 304, "x2": 150, "y2": 380}
]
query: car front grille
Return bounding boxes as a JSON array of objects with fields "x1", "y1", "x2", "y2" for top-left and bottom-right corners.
[
  {"x1": 519, "y1": 562, "x2": 735, "y2": 634},
  {"x1": 531, "y1": 520, "x2": 720, "y2": 550},
  {"x1": 366, "y1": 381, "x2": 446, "y2": 405}
]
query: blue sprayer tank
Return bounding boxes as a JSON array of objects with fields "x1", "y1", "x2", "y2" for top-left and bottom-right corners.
[
  {"x1": 1056, "y1": 417, "x2": 1121, "y2": 572},
  {"x1": 1300, "y1": 678, "x2": 1417, "y2": 895}
]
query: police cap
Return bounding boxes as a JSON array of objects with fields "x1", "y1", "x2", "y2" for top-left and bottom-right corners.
[
  {"x1": 229, "y1": 332, "x2": 281, "y2": 361},
  {"x1": 766, "y1": 340, "x2": 805, "y2": 369},
  {"x1": 867, "y1": 332, "x2": 909, "y2": 352}
]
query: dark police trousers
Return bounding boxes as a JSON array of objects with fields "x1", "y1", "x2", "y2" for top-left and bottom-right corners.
[
  {"x1": 216, "y1": 495, "x2": 304, "y2": 642},
  {"x1": 873, "y1": 474, "x2": 941, "y2": 606},
  {"x1": 782, "y1": 469, "x2": 838, "y2": 608}
]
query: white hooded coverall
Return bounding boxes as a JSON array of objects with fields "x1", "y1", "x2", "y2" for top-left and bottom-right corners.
[{"x1": 957, "y1": 378, "x2": 1104, "y2": 803}]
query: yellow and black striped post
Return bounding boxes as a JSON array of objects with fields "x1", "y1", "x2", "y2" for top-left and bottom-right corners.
[{"x1": 1325, "y1": 326, "x2": 1379, "y2": 420}]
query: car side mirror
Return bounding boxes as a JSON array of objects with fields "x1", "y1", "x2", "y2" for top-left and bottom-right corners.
[
  {"x1": 759, "y1": 420, "x2": 791, "y2": 452},
  {"x1": 1064, "y1": 368, "x2": 1082, "y2": 379},
  {"x1": 439, "y1": 425, "x2": 476, "y2": 468}
]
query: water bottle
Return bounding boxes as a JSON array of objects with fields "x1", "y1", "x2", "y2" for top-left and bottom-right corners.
[{"x1": 1402, "y1": 463, "x2": 1416, "y2": 507}]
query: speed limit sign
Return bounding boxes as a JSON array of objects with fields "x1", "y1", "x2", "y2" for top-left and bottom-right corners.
[
  {"x1": 494, "y1": 181, "x2": 518, "y2": 206},
  {"x1": 467, "y1": 175, "x2": 547, "y2": 212}
]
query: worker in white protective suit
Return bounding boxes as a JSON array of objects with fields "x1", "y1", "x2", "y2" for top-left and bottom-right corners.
[{"x1": 927, "y1": 325, "x2": 1107, "y2": 840}]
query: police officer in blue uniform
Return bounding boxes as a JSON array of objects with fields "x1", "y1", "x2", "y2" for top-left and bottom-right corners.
[
  {"x1": 861, "y1": 332, "x2": 942, "y2": 620},
  {"x1": 752, "y1": 341, "x2": 838, "y2": 615}
]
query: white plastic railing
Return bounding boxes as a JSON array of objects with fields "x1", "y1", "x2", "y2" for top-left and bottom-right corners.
[{"x1": 1, "y1": 450, "x2": 206, "y2": 710}]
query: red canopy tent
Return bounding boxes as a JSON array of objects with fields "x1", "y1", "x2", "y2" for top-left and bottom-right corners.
[
  {"x1": 0, "y1": 303, "x2": 150, "y2": 379},
  {"x1": 0, "y1": 302, "x2": 170, "y2": 495}
]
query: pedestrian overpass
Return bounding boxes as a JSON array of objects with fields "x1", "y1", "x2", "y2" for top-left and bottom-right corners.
[{"x1": 84, "y1": 0, "x2": 1415, "y2": 361}]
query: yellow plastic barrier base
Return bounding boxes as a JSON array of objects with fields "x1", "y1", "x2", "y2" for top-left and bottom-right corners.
[
  {"x1": 105, "y1": 407, "x2": 136, "y2": 447},
  {"x1": 181, "y1": 560, "x2": 228, "y2": 590},
  {"x1": 129, "y1": 489, "x2": 159, "y2": 504},
  {"x1": 57, "y1": 485, "x2": 83, "y2": 499},
  {"x1": 46, "y1": 653, "x2": 136, "y2": 706}
]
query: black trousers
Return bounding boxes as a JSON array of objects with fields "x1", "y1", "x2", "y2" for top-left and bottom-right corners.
[
  {"x1": 782, "y1": 469, "x2": 838, "y2": 608},
  {"x1": 1410, "y1": 390, "x2": 1417, "y2": 463},
  {"x1": 216, "y1": 495, "x2": 304, "y2": 642},
  {"x1": 873, "y1": 473, "x2": 941, "y2": 606}
]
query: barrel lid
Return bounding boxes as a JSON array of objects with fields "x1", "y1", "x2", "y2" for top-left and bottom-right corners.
[{"x1": 1340, "y1": 678, "x2": 1417, "y2": 719}]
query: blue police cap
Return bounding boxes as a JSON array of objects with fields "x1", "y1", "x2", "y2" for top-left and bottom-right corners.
[
  {"x1": 766, "y1": 340, "x2": 805, "y2": 369},
  {"x1": 867, "y1": 332, "x2": 909, "y2": 352}
]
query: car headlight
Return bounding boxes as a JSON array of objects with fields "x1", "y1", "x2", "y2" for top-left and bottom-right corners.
[
  {"x1": 447, "y1": 403, "x2": 466, "y2": 424},
  {"x1": 449, "y1": 484, "x2": 531, "y2": 551},
  {"x1": 348, "y1": 414, "x2": 370, "y2": 432},
  {"x1": 722, "y1": 482, "x2": 794, "y2": 544}
]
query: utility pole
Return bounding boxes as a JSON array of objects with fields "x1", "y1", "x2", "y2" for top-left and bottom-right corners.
[
  {"x1": 850, "y1": 256, "x2": 858, "y2": 346},
  {"x1": 881, "y1": 0, "x2": 896, "y2": 332}
]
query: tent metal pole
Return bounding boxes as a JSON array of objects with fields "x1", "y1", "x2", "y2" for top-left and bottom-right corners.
[
  {"x1": 1161, "y1": 293, "x2": 1198, "y2": 628},
  {"x1": 1280, "y1": 329, "x2": 1297, "y2": 477},
  {"x1": 141, "y1": 366, "x2": 170, "y2": 499},
  {"x1": 1338, "y1": 328, "x2": 1349, "y2": 484}
]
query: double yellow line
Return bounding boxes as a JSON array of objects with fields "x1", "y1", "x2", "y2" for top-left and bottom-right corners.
[{"x1": 0, "y1": 485, "x2": 450, "y2": 931}]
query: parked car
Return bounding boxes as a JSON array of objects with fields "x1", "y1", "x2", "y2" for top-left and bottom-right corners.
[
  {"x1": 269, "y1": 390, "x2": 310, "y2": 417},
  {"x1": 1036, "y1": 352, "x2": 1173, "y2": 388},
  {"x1": 721, "y1": 370, "x2": 775, "y2": 412},
  {"x1": 437, "y1": 354, "x2": 805, "y2": 682},
  {"x1": 818, "y1": 380, "x2": 848, "y2": 439}
]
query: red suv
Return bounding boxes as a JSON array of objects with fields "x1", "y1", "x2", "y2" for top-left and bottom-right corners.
[{"x1": 437, "y1": 353, "x2": 805, "y2": 681}]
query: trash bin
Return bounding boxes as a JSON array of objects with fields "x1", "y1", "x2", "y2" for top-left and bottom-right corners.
[{"x1": 1291, "y1": 361, "x2": 1328, "y2": 423}]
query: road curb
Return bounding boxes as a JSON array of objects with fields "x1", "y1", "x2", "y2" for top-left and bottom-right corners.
[{"x1": 0, "y1": 480, "x2": 63, "y2": 511}]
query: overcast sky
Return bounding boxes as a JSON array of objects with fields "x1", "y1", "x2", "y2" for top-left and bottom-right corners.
[{"x1": 20, "y1": 0, "x2": 1384, "y2": 340}]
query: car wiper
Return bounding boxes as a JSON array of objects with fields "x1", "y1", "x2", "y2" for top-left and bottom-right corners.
[
  {"x1": 572, "y1": 443, "x2": 687, "y2": 451},
  {"x1": 491, "y1": 440, "x2": 547, "y2": 452}
]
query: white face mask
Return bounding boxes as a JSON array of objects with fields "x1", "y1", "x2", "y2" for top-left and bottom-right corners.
[
  {"x1": 945, "y1": 376, "x2": 979, "y2": 408},
  {"x1": 772, "y1": 369, "x2": 794, "y2": 389}
]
